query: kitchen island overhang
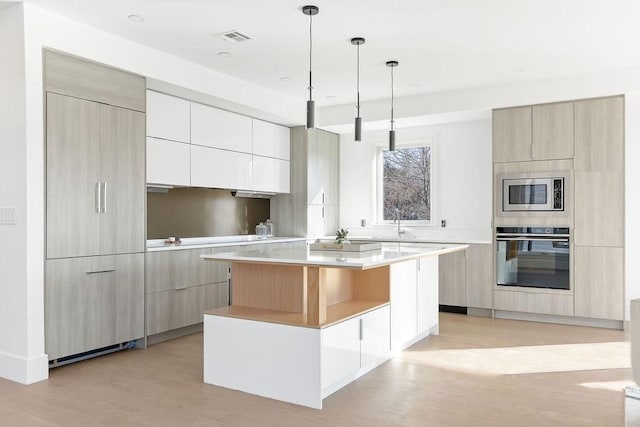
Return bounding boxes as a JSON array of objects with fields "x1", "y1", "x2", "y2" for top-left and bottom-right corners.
[{"x1": 201, "y1": 242, "x2": 467, "y2": 409}]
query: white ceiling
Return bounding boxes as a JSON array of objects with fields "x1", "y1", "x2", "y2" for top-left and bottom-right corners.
[{"x1": 23, "y1": 0, "x2": 640, "y2": 108}]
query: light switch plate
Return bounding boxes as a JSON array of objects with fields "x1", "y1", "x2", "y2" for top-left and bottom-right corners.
[{"x1": 0, "y1": 207, "x2": 17, "y2": 225}]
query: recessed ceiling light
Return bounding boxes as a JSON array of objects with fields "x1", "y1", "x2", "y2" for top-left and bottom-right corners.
[
  {"x1": 280, "y1": 76, "x2": 291, "y2": 81},
  {"x1": 217, "y1": 52, "x2": 232, "y2": 58},
  {"x1": 512, "y1": 68, "x2": 525, "y2": 73},
  {"x1": 326, "y1": 95, "x2": 337, "y2": 100},
  {"x1": 128, "y1": 14, "x2": 144, "y2": 23}
]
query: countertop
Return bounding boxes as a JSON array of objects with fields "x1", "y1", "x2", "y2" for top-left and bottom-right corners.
[
  {"x1": 201, "y1": 242, "x2": 468, "y2": 269},
  {"x1": 147, "y1": 236, "x2": 307, "y2": 252}
]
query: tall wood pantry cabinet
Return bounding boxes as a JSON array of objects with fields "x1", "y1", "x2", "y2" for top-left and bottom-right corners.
[
  {"x1": 272, "y1": 127, "x2": 339, "y2": 237},
  {"x1": 44, "y1": 50, "x2": 146, "y2": 361}
]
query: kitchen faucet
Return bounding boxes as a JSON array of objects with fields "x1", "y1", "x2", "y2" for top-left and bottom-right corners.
[{"x1": 394, "y1": 208, "x2": 406, "y2": 238}]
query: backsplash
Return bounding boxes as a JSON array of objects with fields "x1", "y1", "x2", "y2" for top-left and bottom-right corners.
[{"x1": 147, "y1": 188, "x2": 270, "y2": 239}]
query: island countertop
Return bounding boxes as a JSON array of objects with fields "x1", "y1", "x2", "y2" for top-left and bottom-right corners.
[{"x1": 201, "y1": 242, "x2": 468, "y2": 269}]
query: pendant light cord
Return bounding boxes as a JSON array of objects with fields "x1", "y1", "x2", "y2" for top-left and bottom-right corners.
[
  {"x1": 356, "y1": 44, "x2": 360, "y2": 117},
  {"x1": 390, "y1": 66, "x2": 395, "y2": 131},
  {"x1": 308, "y1": 13, "x2": 313, "y2": 100}
]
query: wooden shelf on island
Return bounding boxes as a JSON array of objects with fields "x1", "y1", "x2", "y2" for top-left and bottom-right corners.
[{"x1": 205, "y1": 299, "x2": 389, "y2": 329}]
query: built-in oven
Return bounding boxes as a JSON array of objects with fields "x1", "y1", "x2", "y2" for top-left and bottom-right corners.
[
  {"x1": 502, "y1": 176, "x2": 564, "y2": 212},
  {"x1": 496, "y1": 227, "x2": 570, "y2": 290}
]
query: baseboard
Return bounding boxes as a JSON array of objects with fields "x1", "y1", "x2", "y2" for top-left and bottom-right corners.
[
  {"x1": 495, "y1": 310, "x2": 624, "y2": 330},
  {"x1": 146, "y1": 323, "x2": 204, "y2": 346},
  {"x1": 467, "y1": 307, "x2": 492, "y2": 318},
  {"x1": 0, "y1": 350, "x2": 48, "y2": 384},
  {"x1": 439, "y1": 305, "x2": 467, "y2": 315}
]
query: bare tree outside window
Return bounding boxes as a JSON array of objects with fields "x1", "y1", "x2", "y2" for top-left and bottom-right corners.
[{"x1": 382, "y1": 146, "x2": 431, "y2": 221}]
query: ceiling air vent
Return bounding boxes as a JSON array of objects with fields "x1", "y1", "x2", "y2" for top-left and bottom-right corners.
[{"x1": 217, "y1": 30, "x2": 252, "y2": 43}]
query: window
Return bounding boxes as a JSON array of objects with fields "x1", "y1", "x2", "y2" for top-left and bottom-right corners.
[{"x1": 378, "y1": 143, "x2": 432, "y2": 224}]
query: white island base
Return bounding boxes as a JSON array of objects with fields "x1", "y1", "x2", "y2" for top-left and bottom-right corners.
[{"x1": 203, "y1": 243, "x2": 466, "y2": 409}]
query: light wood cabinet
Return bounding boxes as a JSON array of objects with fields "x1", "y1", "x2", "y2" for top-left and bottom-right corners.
[
  {"x1": 574, "y1": 246, "x2": 623, "y2": 320},
  {"x1": 191, "y1": 102, "x2": 252, "y2": 153},
  {"x1": 493, "y1": 289, "x2": 574, "y2": 316},
  {"x1": 146, "y1": 91, "x2": 190, "y2": 143},
  {"x1": 439, "y1": 250, "x2": 467, "y2": 307},
  {"x1": 44, "y1": 50, "x2": 145, "y2": 112},
  {"x1": 45, "y1": 253, "x2": 144, "y2": 360},
  {"x1": 574, "y1": 170, "x2": 624, "y2": 247},
  {"x1": 190, "y1": 145, "x2": 253, "y2": 190},
  {"x1": 465, "y1": 244, "x2": 493, "y2": 309},
  {"x1": 146, "y1": 282, "x2": 229, "y2": 336},
  {"x1": 46, "y1": 93, "x2": 102, "y2": 259},
  {"x1": 492, "y1": 106, "x2": 532, "y2": 163},
  {"x1": 252, "y1": 119, "x2": 290, "y2": 160},
  {"x1": 46, "y1": 93, "x2": 145, "y2": 259},
  {"x1": 271, "y1": 127, "x2": 340, "y2": 237},
  {"x1": 146, "y1": 137, "x2": 190, "y2": 186},
  {"x1": 532, "y1": 102, "x2": 574, "y2": 160},
  {"x1": 574, "y1": 96, "x2": 624, "y2": 173},
  {"x1": 146, "y1": 248, "x2": 222, "y2": 293}
]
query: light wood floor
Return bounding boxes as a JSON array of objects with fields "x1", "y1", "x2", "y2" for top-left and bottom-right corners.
[{"x1": 0, "y1": 313, "x2": 631, "y2": 426}]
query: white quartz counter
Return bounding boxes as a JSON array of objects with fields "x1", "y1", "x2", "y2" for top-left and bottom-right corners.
[
  {"x1": 201, "y1": 242, "x2": 468, "y2": 269},
  {"x1": 147, "y1": 236, "x2": 307, "y2": 252}
]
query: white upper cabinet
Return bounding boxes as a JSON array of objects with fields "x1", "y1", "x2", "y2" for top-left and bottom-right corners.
[
  {"x1": 252, "y1": 119, "x2": 290, "y2": 160},
  {"x1": 146, "y1": 137, "x2": 190, "y2": 186},
  {"x1": 252, "y1": 156, "x2": 290, "y2": 193},
  {"x1": 190, "y1": 145, "x2": 252, "y2": 190},
  {"x1": 191, "y1": 102, "x2": 252, "y2": 153},
  {"x1": 146, "y1": 91, "x2": 190, "y2": 143}
]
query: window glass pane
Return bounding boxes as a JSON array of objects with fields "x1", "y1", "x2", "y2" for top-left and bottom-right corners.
[{"x1": 382, "y1": 146, "x2": 431, "y2": 221}]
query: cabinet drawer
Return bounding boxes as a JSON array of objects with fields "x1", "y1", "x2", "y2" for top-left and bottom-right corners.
[
  {"x1": 146, "y1": 282, "x2": 229, "y2": 335},
  {"x1": 45, "y1": 253, "x2": 144, "y2": 360},
  {"x1": 494, "y1": 289, "x2": 573, "y2": 316},
  {"x1": 147, "y1": 249, "x2": 227, "y2": 292}
]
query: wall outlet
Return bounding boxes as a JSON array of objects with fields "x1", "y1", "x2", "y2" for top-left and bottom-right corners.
[
  {"x1": 0, "y1": 207, "x2": 17, "y2": 225},
  {"x1": 360, "y1": 219, "x2": 367, "y2": 227},
  {"x1": 441, "y1": 219, "x2": 447, "y2": 228}
]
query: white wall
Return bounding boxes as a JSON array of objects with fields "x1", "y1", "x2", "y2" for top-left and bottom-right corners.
[
  {"x1": 0, "y1": 3, "x2": 48, "y2": 384},
  {"x1": 339, "y1": 119, "x2": 492, "y2": 243}
]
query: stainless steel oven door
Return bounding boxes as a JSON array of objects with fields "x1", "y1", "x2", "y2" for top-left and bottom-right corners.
[{"x1": 496, "y1": 236, "x2": 570, "y2": 290}]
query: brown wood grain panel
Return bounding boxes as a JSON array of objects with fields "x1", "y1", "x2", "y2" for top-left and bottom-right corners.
[{"x1": 231, "y1": 262, "x2": 305, "y2": 313}]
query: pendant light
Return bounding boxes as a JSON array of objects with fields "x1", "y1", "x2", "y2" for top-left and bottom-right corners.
[
  {"x1": 386, "y1": 60, "x2": 399, "y2": 151},
  {"x1": 302, "y1": 5, "x2": 319, "y2": 130},
  {"x1": 351, "y1": 37, "x2": 365, "y2": 141}
]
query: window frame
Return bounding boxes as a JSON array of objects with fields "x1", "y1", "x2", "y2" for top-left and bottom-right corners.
[{"x1": 375, "y1": 138, "x2": 435, "y2": 226}]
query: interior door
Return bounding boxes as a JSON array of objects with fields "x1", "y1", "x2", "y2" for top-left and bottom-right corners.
[
  {"x1": 99, "y1": 104, "x2": 145, "y2": 255},
  {"x1": 46, "y1": 93, "x2": 101, "y2": 259}
]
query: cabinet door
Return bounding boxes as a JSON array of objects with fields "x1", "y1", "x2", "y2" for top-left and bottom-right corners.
[
  {"x1": 146, "y1": 137, "x2": 190, "y2": 186},
  {"x1": 146, "y1": 91, "x2": 190, "y2": 143},
  {"x1": 492, "y1": 107, "x2": 532, "y2": 163},
  {"x1": 45, "y1": 253, "x2": 144, "y2": 360},
  {"x1": 252, "y1": 156, "x2": 290, "y2": 193},
  {"x1": 574, "y1": 246, "x2": 623, "y2": 320},
  {"x1": 321, "y1": 316, "x2": 360, "y2": 389},
  {"x1": 465, "y1": 244, "x2": 493, "y2": 309},
  {"x1": 439, "y1": 250, "x2": 467, "y2": 307},
  {"x1": 191, "y1": 102, "x2": 252, "y2": 153},
  {"x1": 532, "y1": 102, "x2": 574, "y2": 160},
  {"x1": 100, "y1": 105, "x2": 146, "y2": 255},
  {"x1": 417, "y1": 256, "x2": 439, "y2": 335},
  {"x1": 252, "y1": 119, "x2": 290, "y2": 160},
  {"x1": 322, "y1": 204, "x2": 339, "y2": 237},
  {"x1": 360, "y1": 305, "x2": 391, "y2": 368},
  {"x1": 390, "y1": 260, "x2": 418, "y2": 352},
  {"x1": 146, "y1": 282, "x2": 229, "y2": 336},
  {"x1": 190, "y1": 145, "x2": 253, "y2": 190},
  {"x1": 146, "y1": 248, "x2": 215, "y2": 293},
  {"x1": 574, "y1": 96, "x2": 624, "y2": 173},
  {"x1": 46, "y1": 93, "x2": 102, "y2": 259},
  {"x1": 307, "y1": 205, "x2": 324, "y2": 238},
  {"x1": 307, "y1": 130, "x2": 339, "y2": 205}
]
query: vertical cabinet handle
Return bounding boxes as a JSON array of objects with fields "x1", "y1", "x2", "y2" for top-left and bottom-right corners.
[
  {"x1": 322, "y1": 206, "x2": 325, "y2": 218},
  {"x1": 102, "y1": 182, "x2": 107, "y2": 213},
  {"x1": 359, "y1": 318, "x2": 363, "y2": 340},
  {"x1": 322, "y1": 192, "x2": 325, "y2": 204},
  {"x1": 95, "y1": 182, "x2": 102, "y2": 213}
]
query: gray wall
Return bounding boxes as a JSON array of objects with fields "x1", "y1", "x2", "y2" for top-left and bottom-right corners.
[{"x1": 147, "y1": 188, "x2": 270, "y2": 239}]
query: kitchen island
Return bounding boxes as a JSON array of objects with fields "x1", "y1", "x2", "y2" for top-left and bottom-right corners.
[{"x1": 201, "y1": 242, "x2": 467, "y2": 409}]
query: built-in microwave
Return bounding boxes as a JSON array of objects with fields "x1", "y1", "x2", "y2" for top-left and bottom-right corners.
[{"x1": 502, "y1": 176, "x2": 564, "y2": 212}]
